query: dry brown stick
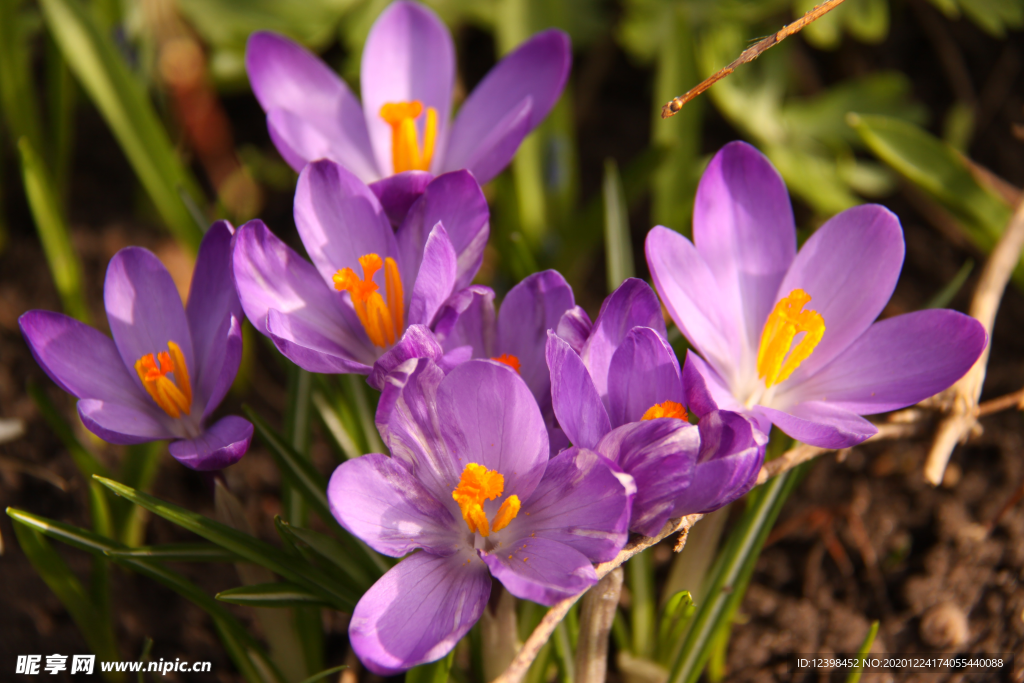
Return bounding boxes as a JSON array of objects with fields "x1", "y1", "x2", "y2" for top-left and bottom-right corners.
[
  {"x1": 924, "y1": 198, "x2": 1024, "y2": 485},
  {"x1": 976, "y1": 387, "x2": 1024, "y2": 416},
  {"x1": 661, "y1": 0, "x2": 848, "y2": 117}
]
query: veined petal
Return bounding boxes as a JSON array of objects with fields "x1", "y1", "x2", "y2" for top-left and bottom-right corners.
[
  {"x1": 407, "y1": 223, "x2": 457, "y2": 327},
  {"x1": 555, "y1": 306, "x2": 593, "y2": 355},
  {"x1": 370, "y1": 171, "x2": 433, "y2": 227},
  {"x1": 432, "y1": 286, "x2": 496, "y2": 358},
  {"x1": 480, "y1": 537, "x2": 597, "y2": 606},
  {"x1": 266, "y1": 310, "x2": 373, "y2": 375},
  {"x1": 349, "y1": 551, "x2": 490, "y2": 675},
  {"x1": 368, "y1": 325, "x2": 446, "y2": 391},
  {"x1": 329, "y1": 454, "x2": 462, "y2": 557},
  {"x1": 361, "y1": 1, "x2": 454, "y2": 176},
  {"x1": 78, "y1": 398, "x2": 173, "y2": 445},
  {"x1": 444, "y1": 98, "x2": 532, "y2": 186},
  {"x1": 682, "y1": 410, "x2": 764, "y2": 515},
  {"x1": 168, "y1": 415, "x2": 253, "y2": 471},
  {"x1": 546, "y1": 333, "x2": 611, "y2": 450},
  {"x1": 760, "y1": 401, "x2": 878, "y2": 449},
  {"x1": 607, "y1": 327, "x2": 682, "y2": 427},
  {"x1": 684, "y1": 352, "x2": 773, "y2": 435}
]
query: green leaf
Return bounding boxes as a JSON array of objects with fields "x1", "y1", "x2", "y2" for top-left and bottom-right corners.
[
  {"x1": 0, "y1": 0, "x2": 44, "y2": 153},
  {"x1": 603, "y1": 158, "x2": 634, "y2": 292},
  {"x1": 406, "y1": 651, "x2": 454, "y2": 683},
  {"x1": 924, "y1": 259, "x2": 974, "y2": 310},
  {"x1": 216, "y1": 582, "x2": 333, "y2": 608},
  {"x1": 92, "y1": 476, "x2": 360, "y2": 610},
  {"x1": 274, "y1": 518, "x2": 375, "y2": 591},
  {"x1": 105, "y1": 543, "x2": 241, "y2": 562},
  {"x1": 628, "y1": 548, "x2": 656, "y2": 659},
  {"x1": 847, "y1": 620, "x2": 879, "y2": 683},
  {"x1": 38, "y1": 0, "x2": 205, "y2": 250},
  {"x1": 658, "y1": 590, "x2": 695, "y2": 652},
  {"x1": 300, "y1": 665, "x2": 348, "y2": 683}
]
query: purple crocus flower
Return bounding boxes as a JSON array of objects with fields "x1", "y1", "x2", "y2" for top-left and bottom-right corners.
[
  {"x1": 245, "y1": 1, "x2": 570, "y2": 224},
  {"x1": 646, "y1": 141, "x2": 987, "y2": 449},
  {"x1": 329, "y1": 358, "x2": 634, "y2": 674},
  {"x1": 546, "y1": 278, "x2": 765, "y2": 535},
  {"x1": 19, "y1": 222, "x2": 252, "y2": 470},
  {"x1": 232, "y1": 159, "x2": 488, "y2": 389}
]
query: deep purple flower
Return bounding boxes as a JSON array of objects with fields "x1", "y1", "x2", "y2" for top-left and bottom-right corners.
[
  {"x1": 232, "y1": 159, "x2": 488, "y2": 388},
  {"x1": 330, "y1": 359, "x2": 634, "y2": 673},
  {"x1": 19, "y1": 223, "x2": 252, "y2": 470},
  {"x1": 246, "y1": 1, "x2": 570, "y2": 224},
  {"x1": 646, "y1": 141, "x2": 987, "y2": 449},
  {"x1": 546, "y1": 279, "x2": 765, "y2": 535}
]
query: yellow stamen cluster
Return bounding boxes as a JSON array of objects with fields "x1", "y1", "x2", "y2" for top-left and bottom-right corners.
[
  {"x1": 451, "y1": 463, "x2": 521, "y2": 537},
  {"x1": 379, "y1": 100, "x2": 438, "y2": 174},
  {"x1": 756, "y1": 288, "x2": 825, "y2": 388},
  {"x1": 134, "y1": 341, "x2": 192, "y2": 418},
  {"x1": 491, "y1": 354, "x2": 521, "y2": 374},
  {"x1": 333, "y1": 254, "x2": 405, "y2": 348},
  {"x1": 641, "y1": 400, "x2": 688, "y2": 421}
]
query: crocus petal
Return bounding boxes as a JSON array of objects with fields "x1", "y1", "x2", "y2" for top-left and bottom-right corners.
[
  {"x1": 681, "y1": 351, "x2": 724, "y2": 418},
  {"x1": 760, "y1": 401, "x2": 878, "y2": 449},
  {"x1": 607, "y1": 327, "x2": 682, "y2": 427},
  {"x1": 692, "y1": 141, "x2": 796, "y2": 355},
  {"x1": 555, "y1": 306, "x2": 593, "y2": 355},
  {"x1": 443, "y1": 29, "x2": 570, "y2": 184},
  {"x1": 594, "y1": 420, "x2": 699, "y2": 537},
  {"x1": 232, "y1": 220, "x2": 375, "y2": 365},
  {"x1": 361, "y1": 1, "x2": 454, "y2": 177},
  {"x1": 781, "y1": 310, "x2": 986, "y2": 414},
  {"x1": 546, "y1": 333, "x2": 611, "y2": 450},
  {"x1": 481, "y1": 537, "x2": 597, "y2": 606},
  {"x1": 266, "y1": 310, "x2": 372, "y2": 375},
  {"x1": 776, "y1": 204, "x2": 904, "y2": 384},
  {"x1": 349, "y1": 550, "x2": 490, "y2": 675},
  {"x1": 370, "y1": 171, "x2": 433, "y2": 227},
  {"x1": 407, "y1": 223, "x2": 458, "y2": 327},
  {"x1": 295, "y1": 160, "x2": 399, "y2": 287},
  {"x1": 104, "y1": 247, "x2": 195, "y2": 395},
  {"x1": 168, "y1": 415, "x2": 253, "y2": 471},
  {"x1": 19, "y1": 311, "x2": 145, "y2": 406},
  {"x1": 328, "y1": 453, "x2": 462, "y2": 557},
  {"x1": 397, "y1": 171, "x2": 489, "y2": 290},
  {"x1": 78, "y1": 399, "x2": 173, "y2": 445},
  {"x1": 186, "y1": 221, "x2": 243, "y2": 415},
  {"x1": 646, "y1": 227, "x2": 741, "y2": 389},
  {"x1": 500, "y1": 447, "x2": 633, "y2": 562},
  {"x1": 676, "y1": 410, "x2": 764, "y2": 515},
  {"x1": 368, "y1": 325, "x2": 446, "y2": 391},
  {"x1": 246, "y1": 32, "x2": 378, "y2": 180},
  {"x1": 444, "y1": 98, "x2": 533, "y2": 186},
  {"x1": 580, "y1": 278, "x2": 666, "y2": 401},
  {"x1": 497, "y1": 270, "x2": 575, "y2": 409},
  {"x1": 432, "y1": 286, "x2": 496, "y2": 357},
  {"x1": 438, "y1": 361, "x2": 549, "y2": 506}
]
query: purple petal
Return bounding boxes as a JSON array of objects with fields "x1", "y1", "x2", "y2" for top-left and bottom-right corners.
[
  {"x1": 368, "y1": 325, "x2": 445, "y2": 391},
  {"x1": 580, "y1": 278, "x2": 666, "y2": 400},
  {"x1": 681, "y1": 351, "x2": 725, "y2": 418},
  {"x1": 646, "y1": 227, "x2": 741, "y2": 388},
  {"x1": 481, "y1": 537, "x2": 597, "y2": 606},
  {"x1": 760, "y1": 402, "x2": 878, "y2": 449},
  {"x1": 295, "y1": 160, "x2": 398, "y2": 287},
  {"x1": 407, "y1": 223, "x2": 457, "y2": 327},
  {"x1": 443, "y1": 29, "x2": 570, "y2": 183},
  {"x1": 19, "y1": 310, "x2": 144, "y2": 406},
  {"x1": 594, "y1": 420, "x2": 699, "y2": 537},
  {"x1": 186, "y1": 221, "x2": 243, "y2": 417},
  {"x1": 78, "y1": 399, "x2": 172, "y2": 445},
  {"x1": 349, "y1": 551, "x2": 490, "y2": 675},
  {"x1": 777, "y1": 204, "x2": 904, "y2": 384},
  {"x1": 555, "y1": 306, "x2": 593, "y2": 355},
  {"x1": 397, "y1": 171, "x2": 489, "y2": 290},
  {"x1": 438, "y1": 361, "x2": 549, "y2": 505},
  {"x1": 246, "y1": 32, "x2": 378, "y2": 180},
  {"x1": 370, "y1": 171, "x2": 433, "y2": 227},
  {"x1": 232, "y1": 220, "x2": 375, "y2": 366},
  {"x1": 361, "y1": 1, "x2": 454, "y2": 176},
  {"x1": 607, "y1": 327, "x2": 682, "y2": 427},
  {"x1": 782, "y1": 310, "x2": 986, "y2": 414},
  {"x1": 432, "y1": 286, "x2": 496, "y2": 357},
  {"x1": 500, "y1": 447, "x2": 633, "y2": 562},
  {"x1": 168, "y1": 415, "x2": 253, "y2": 471},
  {"x1": 104, "y1": 247, "x2": 195, "y2": 401},
  {"x1": 328, "y1": 453, "x2": 461, "y2": 557},
  {"x1": 266, "y1": 310, "x2": 373, "y2": 375},
  {"x1": 692, "y1": 142, "x2": 796, "y2": 356},
  {"x1": 678, "y1": 410, "x2": 764, "y2": 515},
  {"x1": 444, "y1": 98, "x2": 532, "y2": 185},
  {"x1": 497, "y1": 270, "x2": 575, "y2": 409},
  {"x1": 546, "y1": 333, "x2": 611, "y2": 450}
]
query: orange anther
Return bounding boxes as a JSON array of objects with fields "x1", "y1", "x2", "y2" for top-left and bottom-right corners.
[
  {"x1": 756, "y1": 289, "x2": 825, "y2": 388},
  {"x1": 641, "y1": 401, "x2": 688, "y2": 422},
  {"x1": 491, "y1": 354, "x2": 521, "y2": 373},
  {"x1": 134, "y1": 341, "x2": 192, "y2": 418},
  {"x1": 333, "y1": 253, "x2": 405, "y2": 348},
  {"x1": 379, "y1": 100, "x2": 438, "y2": 173},
  {"x1": 452, "y1": 463, "x2": 520, "y2": 537}
]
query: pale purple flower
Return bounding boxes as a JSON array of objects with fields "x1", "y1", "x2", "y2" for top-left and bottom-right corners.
[
  {"x1": 329, "y1": 358, "x2": 634, "y2": 673},
  {"x1": 646, "y1": 141, "x2": 987, "y2": 449},
  {"x1": 245, "y1": 1, "x2": 570, "y2": 224},
  {"x1": 232, "y1": 159, "x2": 488, "y2": 389},
  {"x1": 19, "y1": 223, "x2": 252, "y2": 470},
  {"x1": 546, "y1": 279, "x2": 765, "y2": 535}
]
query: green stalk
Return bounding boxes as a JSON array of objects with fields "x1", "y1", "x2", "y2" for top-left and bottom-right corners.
[
  {"x1": 628, "y1": 548, "x2": 656, "y2": 660},
  {"x1": 603, "y1": 158, "x2": 634, "y2": 292}
]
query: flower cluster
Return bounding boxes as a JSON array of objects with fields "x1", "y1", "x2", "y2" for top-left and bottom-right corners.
[{"x1": 19, "y1": 1, "x2": 986, "y2": 676}]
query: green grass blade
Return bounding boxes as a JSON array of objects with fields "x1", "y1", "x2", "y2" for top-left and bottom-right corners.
[
  {"x1": 274, "y1": 518, "x2": 375, "y2": 591},
  {"x1": 603, "y1": 158, "x2": 634, "y2": 292},
  {"x1": 0, "y1": 0, "x2": 44, "y2": 153},
  {"x1": 627, "y1": 548, "x2": 656, "y2": 660},
  {"x1": 216, "y1": 582, "x2": 333, "y2": 608},
  {"x1": 105, "y1": 543, "x2": 241, "y2": 562},
  {"x1": 300, "y1": 665, "x2": 348, "y2": 683},
  {"x1": 847, "y1": 621, "x2": 879, "y2": 683},
  {"x1": 924, "y1": 259, "x2": 974, "y2": 309},
  {"x1": 405, "y1": 650, "x2": 453, "y2": 683},
  {"x1": 38, "y1": 0, "x2": 205, "y2": 251}
]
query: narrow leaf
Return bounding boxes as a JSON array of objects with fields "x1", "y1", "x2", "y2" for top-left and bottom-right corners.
[
  {"x1": 406, "y1": 651, "x2": 454, "y2": 683},
  {"x1": 105, "y1": 543, "x2": 241, "y2": 562},
  {"x1": 217, "y1": 582, "x2": 332, "y2": 608},
  {"x1": 603, "y1": 158, "x2": 634, "y2": 292},
  {"x1": 274, "y1": 518, "x2": 374, "y2": 591}
]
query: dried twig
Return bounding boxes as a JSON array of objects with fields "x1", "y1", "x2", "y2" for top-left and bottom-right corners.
[
  {"x1": 924, "y1": 198, "x2": 1024, "y2": 485},
  {"x1": 976, "y1": 387, "x2": 1024, "y2": 416},
  {"x1": 661, "y1": 0, "x2": 848, "y2": 117}
]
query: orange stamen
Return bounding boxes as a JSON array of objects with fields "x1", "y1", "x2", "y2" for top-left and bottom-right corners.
[
  {"x1": 379, "y1": 100, "x2": 438, "y2": 173},
  {"x1": 491, "y1": 354, "x2": 521, "y2": 373},
  {"x1": 756, "y1": 288, "x2": 825, "y2": 388},
  {"x1": 451, "y1": 463, "x2": 520, "y2": 537},
  {"x1": 641, "y1": 401, "x2": 688, "y2": 422},
  {"x1": 333, "y1": 253, "x2": 405, "y2": 348},
  {"x1": 134, "y1": 341, "x2": 193, "y2": 418}
]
